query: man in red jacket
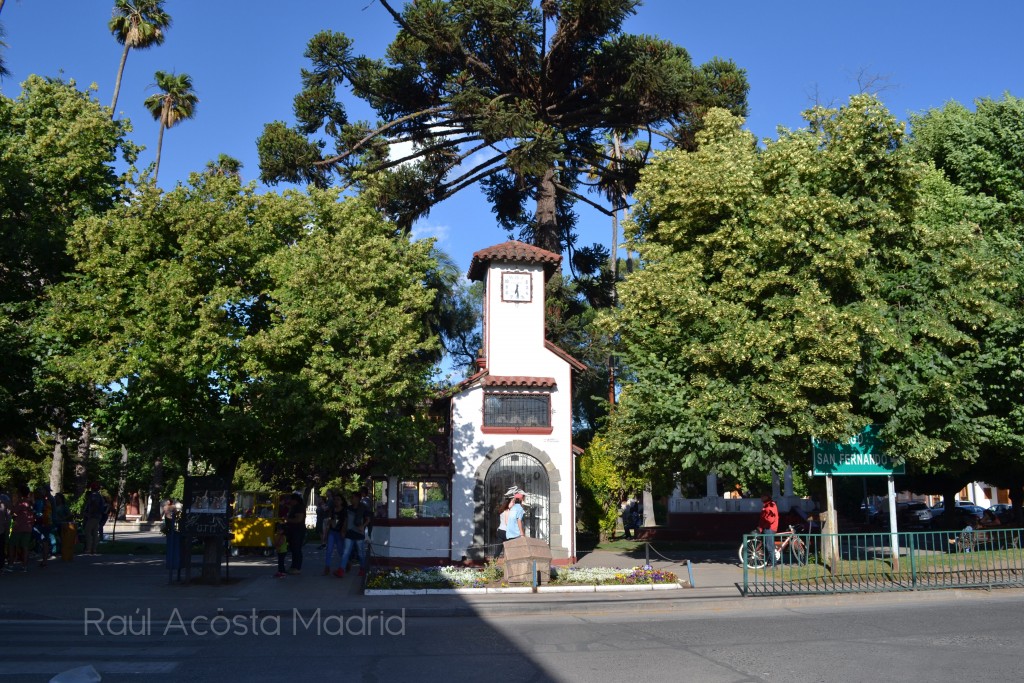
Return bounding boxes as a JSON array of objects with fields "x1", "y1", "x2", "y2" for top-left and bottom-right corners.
[{"x1": 758, "y1": 493, "x2": 780, "y2": 566}]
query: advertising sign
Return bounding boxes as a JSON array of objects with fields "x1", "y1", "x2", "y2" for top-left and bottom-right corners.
[{"x1": 181, "y1": 476, "x2": 231, "y2": 537}]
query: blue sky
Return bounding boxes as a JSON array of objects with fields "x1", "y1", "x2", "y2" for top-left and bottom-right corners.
[{"x1": 3, "y1": 1, "x2": 1023, "y2": 273}]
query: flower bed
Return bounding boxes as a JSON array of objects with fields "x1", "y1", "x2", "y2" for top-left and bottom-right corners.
[
  {"x1": 551, "y1": 566, "x2": 679, "y2": 586},
  {"x1": 365, "y1": 564, "x2": 678, "y2": 590}
]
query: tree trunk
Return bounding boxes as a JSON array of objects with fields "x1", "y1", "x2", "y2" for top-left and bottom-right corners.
[
  {"x1": 49, "y1": 428, "x2": 66, "y2": 495},
  {"x1": 153, "y1": 121, "x2": 165, "y2": 184},
  {"x1": 535, "y1": 166, "x2": 560, "y2": 254},
  {"x1": 1009, "y1": 480, "x2": 1024, "y2": 528},
  {"x1": 941, "y1": 483, "x2": 960, "y2": 513},
  {"x1": 110, "y1": 43, "x2": 130, "y2": 116},
  {"x1": 116, "y1": 444, "x2": 129, "y2": 525},
  {"x1": 74, "y1": 420, "x2": 91, "y2": 495},
  {"x1": 642, "y1": 482, "x2": 656, "y2": 527}
]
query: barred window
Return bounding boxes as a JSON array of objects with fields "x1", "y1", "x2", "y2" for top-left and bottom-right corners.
[{"x1": 483, "y1": 392, "x2": 550, "y2": 428}]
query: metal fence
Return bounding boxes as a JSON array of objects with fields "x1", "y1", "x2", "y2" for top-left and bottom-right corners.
[{"x1": 741, "y1": 527, "x2": 1024, "y2": 596}]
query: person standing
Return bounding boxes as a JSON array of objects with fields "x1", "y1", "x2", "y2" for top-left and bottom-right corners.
[
  {"x1": 358, "y1": 486, "x2": 373, "y2": 541},
  {"x1": 505, "y1": 491, "x2": 526, "y2": 540},
  {"x1": 284, "y1": 492, "x2": 306, "y2": 575},
  {"x1": 0, "y1": 493, "x2": 11, "y2": 573},
  {"x1": 323, "y1": 493, "x2": 347, "y2": 576},
  {"x1": 619, "y1": 497, "x2": 635, "y2": 540},
  {"x1": 496, "y1": 496, "x2": 512, "y2": 545},
  {"x1": 315, "y1": 492, "x2": 330, "y2": 550},
  {"x1": 83, "y1": 483, "x2": 105, "y2": 555},
  {"x1": 272, "y1": 523, "x2": 289, "y2": 579},
  {"x1": 10, "y1": 486, "x2": 34, "y2": 571},
  {"x1": 337, "y1": 491, "x2": 369, "y2": 578},
  {"x1": 34, "y1": 486, "x2": 54, "y2": 567},
  {"x1": 758, "y1": 493, "x2": 780, "y2": 566}
]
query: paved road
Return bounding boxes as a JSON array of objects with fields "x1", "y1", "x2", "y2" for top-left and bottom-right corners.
[{"x1": 7, "y1": 590, "x2": 1023, "y2": 682}]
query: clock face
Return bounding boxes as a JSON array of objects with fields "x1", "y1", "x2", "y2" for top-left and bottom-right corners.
[{"x1": 502, "y1": 272, "x2": 531, "y2": 302}]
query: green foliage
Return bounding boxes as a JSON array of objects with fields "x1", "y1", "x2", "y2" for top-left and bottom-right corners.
[
  {"x1": 604, "y1": 96, "x2": 1008, "y2": 481},
  {"x1": 577, "y1": 434, "x2": 641, "y2": 537},
  {"x1": 910, "y1": 94, "x2": 1024, "y2": 487},
  {"x1": 38, "y1": 173, "x2": 441, "y2": 483},
  {"x1": 911, "y1": 94, "x2": 1024, "y2": 229},
  {"x1": 0, "y1": 75, "x2": 136, "y2": 452},
  {"x1": 232, "y1": 460, "x2": 274, "y2": 493},
  {"x1": 0, "y1": 451, "x2": 47, "y2": 491},
  {"x1": 257, "y1": 0, "x2": 747, "y2": 253}
]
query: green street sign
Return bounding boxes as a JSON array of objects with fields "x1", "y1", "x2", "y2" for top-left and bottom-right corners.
[{"x1": 812, "y1": 425, "x2": 905, "y2": 476}]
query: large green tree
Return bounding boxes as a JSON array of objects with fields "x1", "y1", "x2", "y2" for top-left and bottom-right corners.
[
  {"x1": 108, "y1": 0, "x2": 171, "y2": 116},
  {"x1": 0, "y1": 76, "x2": 135, "y2": 471},
  {"x1": 40, "y1": 173, "x2": 441, "y2": 485},
  {"x1": 910, "y1": 94, "x2": 1024, "y2": 514},
  {"x1": 143, "y1": 70, "x2": 197, "y2": 184},
  {"x1": 603, "y1": 98, "x2": 1006, "y2": 481},
  {"x1": 256, "y1": 0, "x2": 747, "y2": 255}
]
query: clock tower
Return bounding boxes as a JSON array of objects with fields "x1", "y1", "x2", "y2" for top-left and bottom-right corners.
[
  {"x1": 468, "y1": 241, "x2": 556, "y2": 376},
  {"x1": 445, "y1": 240, "x2": 586, "y2": 563}
]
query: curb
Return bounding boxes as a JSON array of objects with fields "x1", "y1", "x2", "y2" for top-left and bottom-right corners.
[{"x1": 365, "y1": 582, "x2": 687, "y2": 596}]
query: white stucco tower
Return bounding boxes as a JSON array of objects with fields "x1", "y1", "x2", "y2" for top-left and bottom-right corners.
[{"x1": 449, "y1": 240, "x2": 585, "y2": 562}]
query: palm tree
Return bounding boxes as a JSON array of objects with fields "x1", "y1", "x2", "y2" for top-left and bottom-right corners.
[
  {"x1": 143, "y1": 70, "x2": 197, "y2": 184},
  {"x1": 109, "y1": 0, "x2": 171, "y2": 116},
  {"x1": 204, "y1": 154, "x2": 243, "y2": 180}
]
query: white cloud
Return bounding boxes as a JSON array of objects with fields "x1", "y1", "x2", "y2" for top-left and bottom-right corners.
[{"x1": 411, "y1": 221, "x2": 451, "y2": 246}]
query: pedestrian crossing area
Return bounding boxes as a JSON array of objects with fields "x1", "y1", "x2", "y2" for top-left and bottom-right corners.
[{"x1": 0, "y1": 621, "x2": 197, "y2": 680}]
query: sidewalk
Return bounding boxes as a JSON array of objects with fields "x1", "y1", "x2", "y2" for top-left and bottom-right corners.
[{"x1": 1, "y1": 530, "x2": 1017, "y2": 622}]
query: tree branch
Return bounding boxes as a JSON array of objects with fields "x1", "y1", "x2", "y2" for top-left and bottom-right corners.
[{"x1": 314, "y1": 105, "x2": 452, "y2": 167}]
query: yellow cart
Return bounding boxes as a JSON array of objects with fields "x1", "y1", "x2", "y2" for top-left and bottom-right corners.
[{"x1": 230, "y1": 491, "x2": 285, "y2": 555}]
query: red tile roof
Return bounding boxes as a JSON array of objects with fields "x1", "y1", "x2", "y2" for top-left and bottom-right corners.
[
  {"x1": 483, "y1": 376, "x2": 558, "y2": 388},
  {"x1": 467, "y1": 240, "x2": 562, "y2": 281}
]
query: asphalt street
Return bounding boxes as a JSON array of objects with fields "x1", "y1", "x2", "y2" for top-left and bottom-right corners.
[{"x1": 3, "y1": 529, "x2": 1023, "y2": 682}]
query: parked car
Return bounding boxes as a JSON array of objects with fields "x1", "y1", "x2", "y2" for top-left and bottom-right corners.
[
  {"x1": 895, "y1": 502, "x2": 933, "y2": 529},
  {"x1": 931, "y1": 502, "x2": 986, "y2": 520}
]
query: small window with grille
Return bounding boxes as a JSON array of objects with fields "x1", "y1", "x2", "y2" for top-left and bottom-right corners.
[{"x1": 483, "y1": 392, "x2": 550, "y2": 428}]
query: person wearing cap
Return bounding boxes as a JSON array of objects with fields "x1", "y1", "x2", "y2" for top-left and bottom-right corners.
[{"x1": 505, "y1": 491, "x2": 527, "y2": 540}]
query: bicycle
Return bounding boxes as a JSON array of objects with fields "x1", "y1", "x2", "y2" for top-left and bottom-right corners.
[{"x1": 739, "y1": 525, "x2": 808, "y2": 569}]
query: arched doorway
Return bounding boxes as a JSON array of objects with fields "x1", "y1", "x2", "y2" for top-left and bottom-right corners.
[{"x1": 484, "y1": 452, "x2": 550, "y2": 549}]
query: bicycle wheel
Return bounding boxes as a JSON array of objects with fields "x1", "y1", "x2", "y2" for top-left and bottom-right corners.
[
  {"x1": 740, "y1": 538, "x2": 767, "y2": 569},
  {"x1": 790, "y1": 537, "x2": 807, "y2": 565}
]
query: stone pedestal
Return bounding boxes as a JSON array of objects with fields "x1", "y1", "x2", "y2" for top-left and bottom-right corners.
[{"x1": 503, "y1": 537, "x2": 551, "y2": 584}]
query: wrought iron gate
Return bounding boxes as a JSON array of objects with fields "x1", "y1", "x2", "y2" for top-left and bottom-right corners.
[{"x1": 484, "y1": 452, "x2": 550, "y2": 550}]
